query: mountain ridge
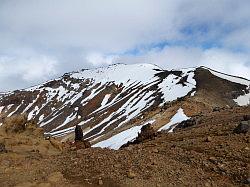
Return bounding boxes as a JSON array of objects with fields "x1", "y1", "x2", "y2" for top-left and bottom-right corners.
[{"x1": 0, "y1": 63, "x2": 249, "y2": 148}]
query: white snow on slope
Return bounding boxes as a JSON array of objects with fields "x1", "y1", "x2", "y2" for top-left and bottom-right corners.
[
  {"x1": 71, "y1": 63, "x2": 160, "y2": 85},
  {"x1": 234, "y1": 93, "x2": 250, "y2": 106},
  {"x1": 93, "y1": 119, "x2": 155, "y2": 150},
  {"x1": 158, "y1": 108, "x2": 189, "y2": 132},
  {"x1": 158, "y1": 70, "x2": 196, "y2": 103},
  {"x1": 0, "y1": 106, "x2": 5, "y2": 113},
  {"x1": 101, "y1": 94, "x2": 111, "y2": 107}
]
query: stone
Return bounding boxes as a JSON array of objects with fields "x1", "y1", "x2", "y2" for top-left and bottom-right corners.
[
  {"x1": 204, "y1": 182, "x2": 211, "y2": 187},
  {"x1": 209, "y1": 157, "x2": 217, "y2": 164},
  {"x1": 206, "y1": 136, "x2": 212, "y2": 142},
  {"x1": 121, "y1": 123, "x2": 156, "y2": 148},
  {"x1": 246, "y1": 178, "x2": 250, "y2": 184},
  {"x1": 75, "y1": 124, "x2": 83, "y2": 141},
  {"x1": 153, "y1": 148, "x2": 159, "y2": 153},
  {"x1": 243, "y1": 115, "x2": 250, "y2": 121},
  {"x1": 174, "y1": 118, "x2": 197, "y2": 130},
  {"x1": 233, "y1": 121, "x2": 250, "y2": 134},
  {"x1": 212, "y1": 107, "x2": 220, "y2": 112},
  {"x1": 127, "y1": 170, "x2": 136, "y2": 179},
  {"x1": 0, "y1": 142, "x2": 7, "y2": 153}
]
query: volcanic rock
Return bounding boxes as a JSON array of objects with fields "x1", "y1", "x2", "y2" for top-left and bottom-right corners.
[{"x1": 233, "y1": 121, "x2": 250, "y2": 134}]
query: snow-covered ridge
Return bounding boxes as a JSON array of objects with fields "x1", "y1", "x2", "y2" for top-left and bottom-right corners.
[{"x1": 70, "y1": 63, "x2": 162, "y2": 85}]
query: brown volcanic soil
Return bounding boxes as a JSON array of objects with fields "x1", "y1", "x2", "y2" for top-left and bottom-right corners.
[{"x1": 0, "y1": 106, "x2": 249, "y2": 187}]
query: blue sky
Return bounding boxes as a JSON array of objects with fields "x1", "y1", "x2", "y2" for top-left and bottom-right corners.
[{"x1": 0, "y1": 0, "x2": 250, "y2": 91}]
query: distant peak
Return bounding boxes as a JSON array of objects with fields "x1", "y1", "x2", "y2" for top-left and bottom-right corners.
[{"x1": 79, "y1": 63, "x2": 162, "y2": 73}]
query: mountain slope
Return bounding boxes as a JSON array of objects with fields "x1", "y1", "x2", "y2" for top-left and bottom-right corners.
[{"x1": 0, "y1": 63, "x2": 249, "y2": 147}]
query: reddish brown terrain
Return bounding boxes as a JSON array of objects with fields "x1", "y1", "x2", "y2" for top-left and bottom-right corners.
[
  {"x1": 0, "y1": 64, "x2": 249, "y2": 186},
  {"x1": 0, "y1": 106, "x2": 249, "y2": 187}
]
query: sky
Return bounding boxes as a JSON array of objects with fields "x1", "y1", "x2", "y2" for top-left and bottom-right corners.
[{"x1": 0, "y1": 0, "x2": 250, "y2": 91}]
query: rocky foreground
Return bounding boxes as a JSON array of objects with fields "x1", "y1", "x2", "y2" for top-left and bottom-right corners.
[{"x1": 0, "y1": 106, "x2": 249, "y2": 187}]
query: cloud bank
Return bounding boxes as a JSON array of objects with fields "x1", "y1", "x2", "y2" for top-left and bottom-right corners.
[{"x1": 0, "y1": 0, "x2": 249, "y2": 91}]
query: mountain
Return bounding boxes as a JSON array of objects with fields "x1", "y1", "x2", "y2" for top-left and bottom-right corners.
[{"x1": 0, "y1": 63, "x2": 249, "y2": 148}]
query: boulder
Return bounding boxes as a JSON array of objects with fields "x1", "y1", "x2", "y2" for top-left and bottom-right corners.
[
  {"x1": 233, "y1": 121, "x2": 250, "y2": 134},
  {"x1": 174, "y1": 118, "x2": 197, "y2": 130},
  {"x1": 212, "y1": 107, "x2": 220, "y2": 112},
  {"x1": 136, "y1": 123, "x2": 156, "y2": 143},
  {"x1": 121, "y1": 123, "x2": 156, "y2": 148},
  {"x1": 205, "y1": 136, "x2": 212, "y2": 142},
  {"x1": 0, "y1": 142, "x2": 7, "y2": 153},
  {"x1": 127, "y1": 169, "x2": 136, "y2": 179},
  {"x1": 243, "y1": 115, "x2": 250, "y2": 121},
  {"x1": 75, "y1": 124, "x2": 83, "y2": 141}
]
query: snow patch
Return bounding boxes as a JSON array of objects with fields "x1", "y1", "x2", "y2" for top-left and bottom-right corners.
[
  {"x1": 93, "y1": 119, "x2": 155, "y2": 150},
  {"x1": 71, "y1": 64, "x2": 160, "y2": 86},
  {"x1": 39, "y1": 114, "x2": 45, "y2": 121},
  {"x1": 234, "y1": 93, "x2": 250, "y2": 106},
  {"x1": 0, "y1": 106, "x2": 5, "y2": 113},
  {"x1": 190, "y1": 91, "x2": 196, "y2": 96},
  {"x1": 101, "y1": 94, "x2": 111, "y2": 107},
  {"x1": 158, "y1": 71, "x2": 196, "y2": 102},
  {"x1": 158, "y1": 108, "x2": 190, "y2": 132}
]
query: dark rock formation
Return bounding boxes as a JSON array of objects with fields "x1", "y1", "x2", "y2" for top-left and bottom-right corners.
[
  {"x1": 174, "y1": 118, "x2": 197, "y2": 131},
  {"x1": 0, "y1": 143, "x2": 7, "y2": 153},
  {"x1": 121, "y1": 123, "x2": 156, "y2": 148},
  {"x1": 74, "y1": 124, "x2": 83, "y2": 141},
  {"x1": 233, "y1": 121, "x2": 250, "y2": 134},
  {"x1": 74, "y1": 124, "x2": 91, "y2": 149}
]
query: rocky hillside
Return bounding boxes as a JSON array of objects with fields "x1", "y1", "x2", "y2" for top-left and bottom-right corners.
[
  {"x1": 0, "y1": 64, "x2": 249, "y2": 148},
  {"x1": 0, "y1": 106, "x2": 249, "y2": 186}
]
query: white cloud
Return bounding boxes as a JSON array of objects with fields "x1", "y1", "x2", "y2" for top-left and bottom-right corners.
[
  {"x1": 1, "y1": 0, "x2": 249, "y2": 53},
  {"x1": 201, "y1": 49, "x2": 250, "y2": 79},
  {"x1": 0, "y1": 0, "x2": 249, "y2": 90},
  {"x1": 85, "y1": 53, "x2": 118, "y2": 66},
  {"x1": 0, "y1": 0, "x2": 181, "y2": 53},
  {"x1": 223, "y1": 27, "x2": 250, "y2": 49},
  {"x1": 0, "y1": 54, "x2": 58, "y2": 91},
  {"x1": 114, "y1": 47, "x2": 250, "y2": 78}
]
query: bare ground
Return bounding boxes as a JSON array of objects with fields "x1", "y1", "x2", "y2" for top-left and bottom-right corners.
[{"x1": 0, "y1": 106, "x2": 249, "y2": 187}]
